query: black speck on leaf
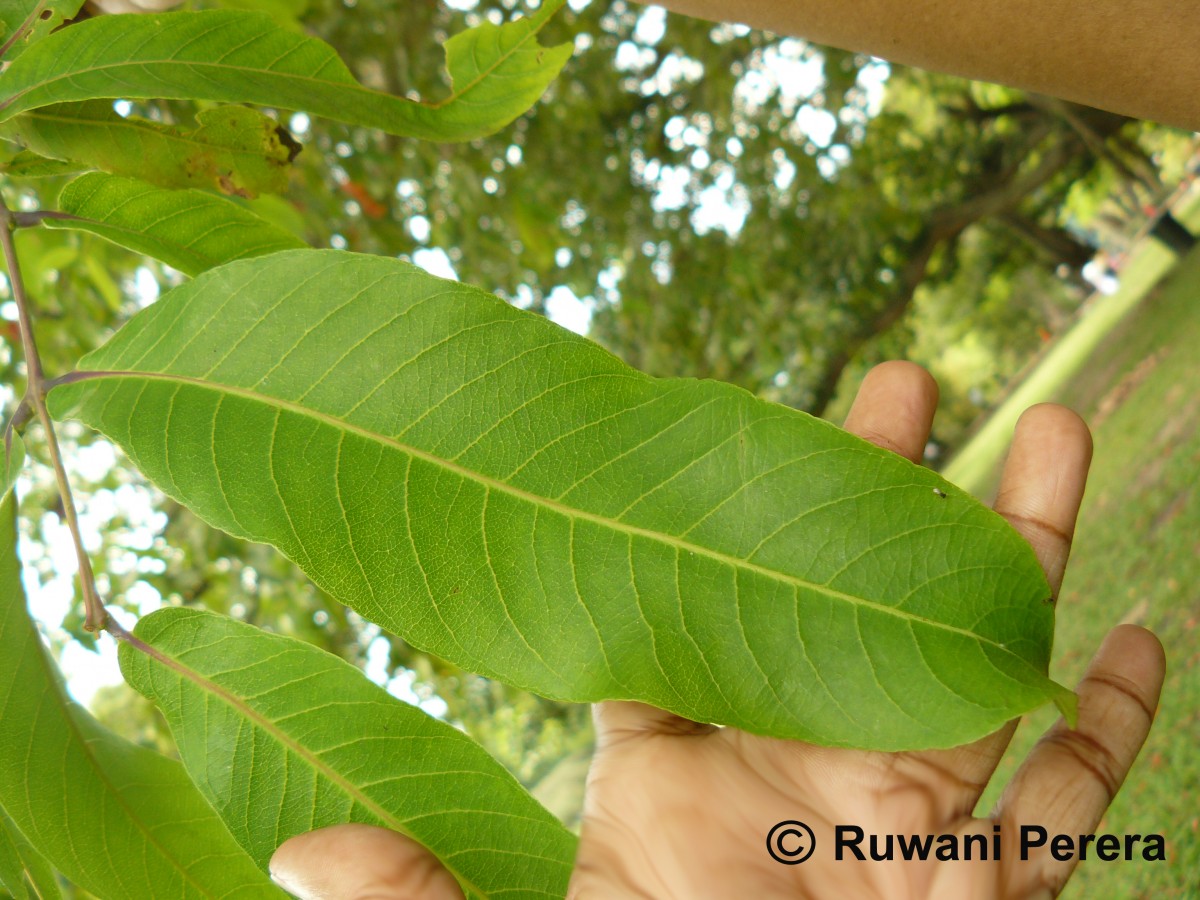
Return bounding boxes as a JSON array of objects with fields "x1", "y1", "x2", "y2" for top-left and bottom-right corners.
[
  {"x1": 275, "y1": 125, "x2": 303, "y2": 163},
  {"x1": 933, "y1": 488, "x2": 947, "y2": 499}
]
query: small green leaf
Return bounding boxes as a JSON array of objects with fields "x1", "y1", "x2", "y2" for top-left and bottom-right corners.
[
  {"x1": 0, "y1": 147, "x2": 84, "y2": 178},
  {"x1": 0, "y1": 102, "x2": 298, "y2": 197},
  {"x1": 0, "y1": 6, "x2": 572, "y2": 142},
  {"x1": 47, "y1": 173, "x2": 307, "y2": 276},
  {"x1": 0, "y1": 806, "x2": 62, "y2": 900},
  {"x1": 1, "y1": 430, "x2": 23, "y2": 505},
  {"x1": 0, "y1": 495, "x2": 283, "y2": 899},
  {"x1": 51, "y1": 250, "x2": 1074, "y2": 751},
  {"x1": 121, "y1": 606, "x2": 577, "y2": 899},
  {"x1": 0, "y1": 0, "x2": 85, "y2": 63}
]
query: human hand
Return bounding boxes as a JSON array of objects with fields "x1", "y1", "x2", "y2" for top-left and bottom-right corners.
[{"x1": 268, "y1": 361, "x2": 1165, "y2": 899}]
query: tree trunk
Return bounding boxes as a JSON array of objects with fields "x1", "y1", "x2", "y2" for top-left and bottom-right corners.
[
  {"x1": 1149, "y1": 212, "x2": 1198, "y2": 255},
  {"x1": 999, "y1": 212, "x2": 1094, "y2": 273},
  {"x1": 807, "y1": 129, "x2": 1091, "y2": 417},
  {"x1": 807, "y1": 223, "x2": 963, "y2": 416}
]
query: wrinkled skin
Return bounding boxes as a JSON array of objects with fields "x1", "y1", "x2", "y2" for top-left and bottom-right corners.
[{"x1": 270, "y1": 362, "x2": 1165, "y2": 900}]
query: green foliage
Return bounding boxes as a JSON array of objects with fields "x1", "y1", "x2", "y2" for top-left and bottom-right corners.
[
  {"x1": 0, "y1": 7, "x2": 572, "y2": 141},
  {"x1": 0, "y1": 495, "x2": 282, "y2": 898},
  {"x1": 0, "y1": 102, "x2": 300, "y2": 197},
  {"x1": 50, "y1": 249, "x2": 1072, "y2": 749},
  {"x1": 48, "y1": 172, "x2": 306, "y2": 275},
  {"x1": 121, "y1": 606, "x2": 577, "y2": 899},
  {"x1": 301, "y1": 2, "x2": 1159, "y2": 432}
]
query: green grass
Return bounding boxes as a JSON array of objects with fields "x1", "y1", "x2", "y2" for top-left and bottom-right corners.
[{"x1": 971, "y1": 244, "x2": 1200, "y2": 897}]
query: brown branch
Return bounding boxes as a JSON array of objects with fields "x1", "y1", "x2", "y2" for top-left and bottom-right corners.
[
  {"x1": 11, "y1": 210, "x2": 84, "y2": 227},
  {"x1": 0, "y1": 198, "x2": 106, "y2": 631},
  {"x1": 808, "y1": 221, "x2": 963, "y2": 416}
]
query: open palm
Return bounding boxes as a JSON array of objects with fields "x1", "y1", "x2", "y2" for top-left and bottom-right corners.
[{"x1": 269, "y1": 362, "x2": 1164, "y2": 900}]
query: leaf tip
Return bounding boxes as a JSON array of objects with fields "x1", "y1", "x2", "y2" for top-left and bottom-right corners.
[{"x1": 1051, "y1": 682, "x2": 1079, "y2": 728}]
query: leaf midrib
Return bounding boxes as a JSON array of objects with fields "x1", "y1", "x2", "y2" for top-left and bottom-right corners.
[
  {"x1": 49, "y1": 213, "x2": 216, "y2": 268},
  {"x1": 0, "y1": 58, "x2": 412, "y2": 118},
  {"x1": 65, "y1": 370, "x2": 1035, "y2": 664}
]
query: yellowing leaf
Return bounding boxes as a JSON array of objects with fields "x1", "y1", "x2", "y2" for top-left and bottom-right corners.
[
  {"x1": 0, "y1": 6, "x2": 572, "y2": 142},
  {"x1": 0, "y1": 102, "x2": 298, "y2": 197}
]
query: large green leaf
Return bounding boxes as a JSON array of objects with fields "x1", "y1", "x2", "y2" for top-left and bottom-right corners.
[
  {"x1": 46, "y1": 173, "x2": 306, "y2": 276},
  {"x1": 0, "y1": 6, "x2": 572, "y2": 141},
  {"x1": 0, "y1": 0, "x2": 84, "y2": 63},
  {"x1": 50, "y1": 250, "x2": 1074, "y2": 751},
  {"x1": 120, "y1": 606, "x2": 576, "y2": 900},
  {"x1": 0, "y1": 805, "x2": 62, "y2": 900},
  {"x1": 0, "y1": 102, "x2": 299, "y2": 197},
  {"x1": 0, "y1": 495, "x2": 283, "y2": 899}
]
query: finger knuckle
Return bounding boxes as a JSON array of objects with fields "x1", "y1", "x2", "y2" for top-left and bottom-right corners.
[{"x1": 1039, "y1": 729, "x2": 1122, "y2": 801}]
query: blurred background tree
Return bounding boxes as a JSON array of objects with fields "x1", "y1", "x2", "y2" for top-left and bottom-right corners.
[{"x1": 2, "y1": 0, "x2": 1196, "y2": 827}]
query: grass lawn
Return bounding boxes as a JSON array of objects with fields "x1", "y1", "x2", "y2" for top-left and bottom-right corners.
[{"x1": 967, "y1": 244, "x2": 1200, "y2": 897}]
